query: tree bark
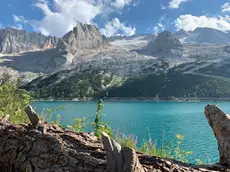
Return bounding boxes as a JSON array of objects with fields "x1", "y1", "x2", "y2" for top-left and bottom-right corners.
[{"x1": 205, "y1": 104, "x2": 230, "y2": 166}]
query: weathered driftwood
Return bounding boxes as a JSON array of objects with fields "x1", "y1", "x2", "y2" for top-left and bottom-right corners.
[
  {"x1": 0, "y1": 121, "x2": 106, "y2": 172},
  {"x1": 205, "y1": 104, "x2": 230, "y2": 166},
  {"x1": 101, "y1": 132, "x2": 144, "y2": 172},
  {"x1": 0, "y1": 105, "x2": 229, "y2": 172}
]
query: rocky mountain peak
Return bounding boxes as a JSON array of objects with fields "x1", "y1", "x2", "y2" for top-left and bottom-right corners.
[
  {"x1": 188, "y1": 27, "x2": 230, "y2": 44},
  {"x1": 146, "y1": 31, "x2": 184, "y2": 58},
  {"x1": 59, "y1": 23, "x2": 109, "y2": 50},
  {"x1": 174, "y1": 29, "x2": 188, "y2": 40},
  {"x1": 193, "y1": 27, "x2": 217, "y2": 33},
  {"x1": 155, "y1": 31, "x2": 183, "y2": 48},
  {"x1": 0, "y1": 27, "x2": 59, "y2": 54}
]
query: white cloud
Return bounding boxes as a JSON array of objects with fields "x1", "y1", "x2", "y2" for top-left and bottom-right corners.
[
  {"x1": 153, "y1": 17, "x2": 166, "y2": 34},
  {"x1": 12, "y1": 24, "x2": 23, "y2": 30},
  {"x1": 13, "y1": 15, "x2": 22, "y2": 22},
  {"x1": 174, "y1": 14, "x2": 230, "y2": 31},
  {"x1": 13, "y1": 0, "x2": 101, "y2": 37},
  {"x1": 112, "y1": 0, "x2": 133, "y2": 9},
  {"x1": 13, "y1": 0, "x2": 138, "y2": 37},
  {"x1": 13, "y1": 15, "x2": 29, "y2": 24},
  {"x1": 100, "y1": 18, "x2": 136, "y2": 37},
  {"x1": 168, "y1": 0, "x2": 190, "y2": 9},
  {"x1": 222, "y1": 3, "x2": 230, "y2": 12},
  {"x1": 153, "y1": 23, "x2": 165, "y2": 34},
  {"x1": 161, "y1": 4, "x2": 166, "y2": 10},
  {"x1": 133, "y1": 1, "x2": 140, "y2": 7},
  {"x1": 33, "y1": 0, "x2": 102, "y2": 36}
]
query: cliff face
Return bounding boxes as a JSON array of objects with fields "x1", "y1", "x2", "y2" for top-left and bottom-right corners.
[
  {"x1": 57, "y1": 23, "x2": 109, "y2": 51},
  {"x1": 147, "y1": 31, "x2": 184, "y2": 58},
  {"x1": 0, "y1": 28, "x2": 59, "y2": 54}
]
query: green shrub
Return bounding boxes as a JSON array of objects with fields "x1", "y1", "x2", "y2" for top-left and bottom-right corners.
[
  {"x1": 113, "y1": 130, "x2": 137, "y2": 149},
  {"x1": 67, "y1": 117, "x2": 88, "y2": 132},
  {"x1": 113, "y1": 129, "x2": 192, "y2": 163},
  {"x1": 0, "y1": 76, "x2": 31, "y2": 123},
  {"x1": 40, "y1": 106, "x2": 63, "y2": 125}
]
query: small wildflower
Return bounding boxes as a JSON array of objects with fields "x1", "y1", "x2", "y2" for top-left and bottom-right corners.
[{"x1": 176, "y1": 134, "x2": 184, "y2": 140}]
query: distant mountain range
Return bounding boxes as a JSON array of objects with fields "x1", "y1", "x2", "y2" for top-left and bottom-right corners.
[
  {"x1": 174, "y1": 27, "x2": 230, "y2": 44},
  {"x1": 0, "y1": 28, "x2": 59, "y2": 54},
  {"x1": 1, "y1": 25, "x2": 230, "y2": 100}
]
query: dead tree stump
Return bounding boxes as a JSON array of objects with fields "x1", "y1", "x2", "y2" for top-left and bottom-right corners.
[{"x1": 205, "y1": 104, "x2": 230, "y2": 166}]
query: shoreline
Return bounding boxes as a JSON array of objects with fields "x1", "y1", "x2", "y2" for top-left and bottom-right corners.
[{"x1": 33, "y1": 97, "x2": 230, "y2": 102}]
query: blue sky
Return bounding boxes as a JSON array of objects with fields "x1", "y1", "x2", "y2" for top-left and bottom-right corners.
[{"x1": 0, "y1": 0, "x2": 230, "y2": 37}]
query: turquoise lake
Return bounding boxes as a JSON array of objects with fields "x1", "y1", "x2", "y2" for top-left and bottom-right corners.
[{"x1": 32, "y1": 101, "x2": 229, "y2": 163}]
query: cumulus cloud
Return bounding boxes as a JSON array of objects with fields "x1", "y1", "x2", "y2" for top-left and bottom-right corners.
[
  {"x1": 100, "y1": 18, "x2": 136, "y2": 37},
  {"x1": 168, "y1": 0, "x2": 190, "y2": 9},
  {"x1": 112, "y1": 0, "x2": 133, "y2": 9},
  {"x1": 174, "y1": 14, "x2": 230, "y2": 31},
  {"x1": 13, "y1": 0, "x2": 138, "y2": 37},
  {"x1": 222, "y1": 3, "x2": 230, "y2": 12}
]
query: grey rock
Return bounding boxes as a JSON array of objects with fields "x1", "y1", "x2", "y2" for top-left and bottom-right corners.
[
  {"x1": 173, "y1": 29, "x2": 188, "y2": 40},
  {"x1": 147, "y1": 31, "x2": 184, "y2": 58},
  {"x1": 190, "y1": 27, "x2": 230, "y2": 44},
  {"x1": 108, "y1": 34, "x2": 156, "y2": 42},
  {"x1": 176, "y1": 27, "x2": 230, "y2": 44},
  {"x1": 25, "y1": 105, "x2": 40, "y2": 126},
  {"x1": 58, "y1": 23, "x2": 109, "y2": 51},
  {"x1": 0, "y1": 27, "x2": 59, "y2": 54}
]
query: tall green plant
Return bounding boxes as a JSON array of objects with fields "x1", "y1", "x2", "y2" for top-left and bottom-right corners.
[
  {"x1": 67, "y1": 117, "x2": 87, "y2": 132},
  {"x1": 92, "y1": 99, "x2": 112, "y2": 138},
  {"x1": 172, "y1": 134, "x2": 192, "y2": 163},
  {"x1": 0, "y1": 75, "x2": 31, "y2": 123},
  {"x1": 40, "y1": 106, "x2": 63, "y2": 125}
]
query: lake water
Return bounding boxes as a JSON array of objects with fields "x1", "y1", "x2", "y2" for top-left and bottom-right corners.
[{"x1": 32, "y1": 101, "x2": 229, "y2": 163}]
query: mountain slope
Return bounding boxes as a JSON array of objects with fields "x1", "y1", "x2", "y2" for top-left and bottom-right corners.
[
  {"x1": 0, "y1": 28, "x2": 59, "y2": 54},
  {"x1": 146, "y1": 31, "x2": 184, "y2": 58},
  {"x1": 57, "y1": 23, "x2": 109, "y2": 52},
  {"x1": 1, "y1": 25, "x2": 230, "y2": 99},
  {"x1": 174, "y1": 27, "x2": 230, "y2": 44}
]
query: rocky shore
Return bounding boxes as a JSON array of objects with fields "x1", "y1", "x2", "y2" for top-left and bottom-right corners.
[{"x1": 0, "y1": 105, "x2": 230, "y2": 172}]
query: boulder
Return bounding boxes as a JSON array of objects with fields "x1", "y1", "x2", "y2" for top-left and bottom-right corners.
[{"x1": 147, "y1": 31, "x2": 184, "y2": 58}]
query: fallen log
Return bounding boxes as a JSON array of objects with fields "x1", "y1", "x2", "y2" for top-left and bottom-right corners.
[{"x1": 0, "y1": 105, "x2": 229, "y2": 172}]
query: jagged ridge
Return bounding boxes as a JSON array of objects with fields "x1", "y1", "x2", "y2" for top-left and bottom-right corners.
[{"x1": 0, "y1": 28, "x2": 59, "y2": 54}]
